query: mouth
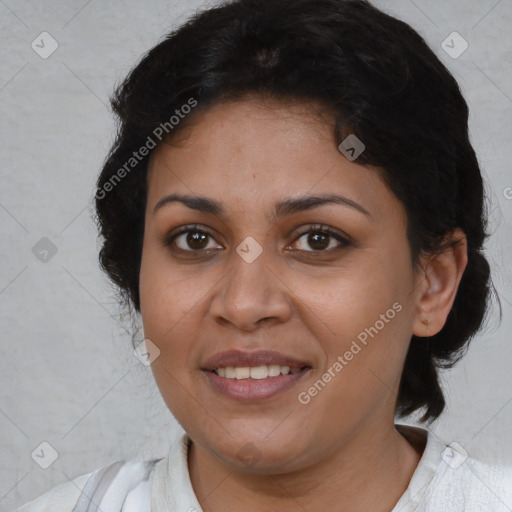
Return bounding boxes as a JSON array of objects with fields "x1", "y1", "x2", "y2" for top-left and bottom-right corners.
[
  {"x1": 201, "y1": 350, "x2": 312, "y2": 401},
  {"x1": 210, "y1": 364, "x2": 309, "y2": 378}
]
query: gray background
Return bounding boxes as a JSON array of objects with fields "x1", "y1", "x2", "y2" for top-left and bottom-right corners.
[{"x1": 1, "y1": 0, "x2": 511, "y2": 510}]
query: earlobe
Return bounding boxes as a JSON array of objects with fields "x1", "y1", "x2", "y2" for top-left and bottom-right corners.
[{"x1": 412, "y1": 229, "x2": 468, "y2": 338}]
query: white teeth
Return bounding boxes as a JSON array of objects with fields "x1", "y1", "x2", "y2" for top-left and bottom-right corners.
[
  {"x1": 214, "y1": 364, "x2": 297, "y2": 379},
  {"x1": 268, "y1": 364, "x2": 282, "y2": 377},
  {"x1": 235, "y1": 367, "x2": 251, "y2": 379},
  {"x1": 250, "y1": 365, "x2": 268, "y2": 379}
]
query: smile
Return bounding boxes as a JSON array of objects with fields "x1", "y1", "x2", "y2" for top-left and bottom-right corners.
[
  {"x1": 213, "y1": 364, "x2": 303, "y2": 379},
  {"x1": 201, "y1": 349, "x2": 313, "y2": 401}
]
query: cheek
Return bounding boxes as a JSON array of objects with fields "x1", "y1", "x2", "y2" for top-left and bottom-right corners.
[
  {"x1": 139, "y1": 241, "x2": 195, "y2": 356},
  {"x1": 139, "y1": 251, "x2": 203, "y2": 415},
  {"x1": 140, "y1": 230, "x2": 194, "y2": 320},
  {"x1": 319, "y1": 258, "x2": 407, "y2": 337},
  {"x1": 312, "y1": 248, "x2": 414, "y2": 392},
  {"x1": 298, "y1": 306, "x2": 411, "y2": 440}
]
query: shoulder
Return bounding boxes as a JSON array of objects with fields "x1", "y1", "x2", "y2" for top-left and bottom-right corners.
[
  {"x1": 424, "y1": 449, "x2": 512, "y2": 511},
  {"x1": 13, "y1": 458, "x2": 161, "y2": 512},
  {"x1": 13, "y1": 470, "x2": 93, "y2": 512},
  {"x1": 395, "y1": 424, "x2": 512, "y2": 511},
  {"x1": 419, "y1": 431, "x2": 512, "y2": 510}
]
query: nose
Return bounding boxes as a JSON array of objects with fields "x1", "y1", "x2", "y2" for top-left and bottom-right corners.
[{"x1": 208, "y1": 247, "x2": 293, "y2": 332}]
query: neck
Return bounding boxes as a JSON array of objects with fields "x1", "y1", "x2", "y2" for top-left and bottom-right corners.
[{"x1": 188, "y1": 422, "x2": 425, "y2": 512}]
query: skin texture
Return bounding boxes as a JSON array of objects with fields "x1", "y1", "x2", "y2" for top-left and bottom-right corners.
[{"x1": 139, "y1": 95, "x2": 468, "y2": 512}]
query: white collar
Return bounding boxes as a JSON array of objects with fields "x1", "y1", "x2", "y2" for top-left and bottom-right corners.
[{"x1": 151, "y1": 431, "x2": 202, "y2": 512}]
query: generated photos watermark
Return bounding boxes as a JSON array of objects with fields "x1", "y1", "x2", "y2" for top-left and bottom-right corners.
[
  {"x1": 95, "y1": 97, "x2": 198, "y2": 200},
  {"x1": 298, "y1": 301, "x2": 403, "y2": 404}
]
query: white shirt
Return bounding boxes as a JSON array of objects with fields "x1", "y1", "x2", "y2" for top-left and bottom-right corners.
[{"x1": 14, "y1": 424, "x2": 512, "y2": 511}]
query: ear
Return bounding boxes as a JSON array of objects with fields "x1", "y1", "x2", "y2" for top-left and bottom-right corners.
[{"x1": 412, "y1": 228, "x2": 468, "y2": 337}]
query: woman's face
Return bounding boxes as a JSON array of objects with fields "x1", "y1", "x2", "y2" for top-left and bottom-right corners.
[{"x1": 140, "y1": 97, "x2": 426, "y2": 473}]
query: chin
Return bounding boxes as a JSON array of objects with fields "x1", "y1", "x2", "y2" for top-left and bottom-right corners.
[{"x1": 200, "y1": 425, "x2": 310, "y2": 473}]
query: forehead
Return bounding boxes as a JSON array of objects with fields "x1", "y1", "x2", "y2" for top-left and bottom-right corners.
[
  {"x1": 146, "y1": 97, "x2": 397, "y2": 221},
  {"x1": 148, "y1": 96, "x2": 335, "y2": 176}
]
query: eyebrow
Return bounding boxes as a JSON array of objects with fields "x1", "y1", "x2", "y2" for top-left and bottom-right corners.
[{"x1": 153, "y1": 192, "x2": 371, "y2": 219}]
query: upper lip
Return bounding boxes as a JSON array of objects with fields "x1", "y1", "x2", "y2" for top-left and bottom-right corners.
[{"x1": 201, "y1": 350, "x2": 312, "y2": 371}]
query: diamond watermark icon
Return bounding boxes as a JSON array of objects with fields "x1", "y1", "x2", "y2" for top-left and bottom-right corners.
[
  {"x1": 31, "y1": 32, "x2": 59, "y2": 59},
  {"x1": 236, "y1": 442, "x2": 262, "y2": 468},
  {"x1": 32, "y1": 237, "x2": 58, "y2": 263},
  {"x1": 442, "y1": 441, "x2": 468, "y2": 469},
  {"x1": 338, "y1": 134, "x2": 365, "y2": 161},
  {"x1": 134, "y1": 338, "x2": 161, "y2": 366},
  {"x1": 236, "y1": 236, "x2": 263, "y2": 263},
  {"x1": 31, "y1": 441, "x2": 59, "y2": 469},
  {"x1": 441, "y1": 32, "x2": 468, "y2": 59}
]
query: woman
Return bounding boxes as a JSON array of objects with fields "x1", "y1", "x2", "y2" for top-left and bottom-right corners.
[{"x1": 15, "y1": 0, "x2": 512, "y2": 510}]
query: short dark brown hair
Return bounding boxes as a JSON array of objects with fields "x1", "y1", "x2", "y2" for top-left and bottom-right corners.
[{"x1": 94, "y1": 0, "x2": 498, "y2": 423}]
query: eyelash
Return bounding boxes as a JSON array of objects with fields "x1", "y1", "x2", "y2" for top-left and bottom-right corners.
[{"x1": 165, "y1": 223, "x2": 352, "y2": 255}]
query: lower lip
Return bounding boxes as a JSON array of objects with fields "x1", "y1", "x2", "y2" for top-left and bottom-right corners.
[{"x1": 203, "y1": 369, "x2": 311, "y2": 401}]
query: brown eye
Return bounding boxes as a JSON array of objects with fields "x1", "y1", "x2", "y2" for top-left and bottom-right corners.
[
  {"x1": 292, "y1": 225, "x2": 351, "y2": 252},
  {"x1": 182, "y1": 231, "x2": 209, "y2": 250},
  {"x1": 166, "y1": 225, "x2": 222, "y2": 252}
]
